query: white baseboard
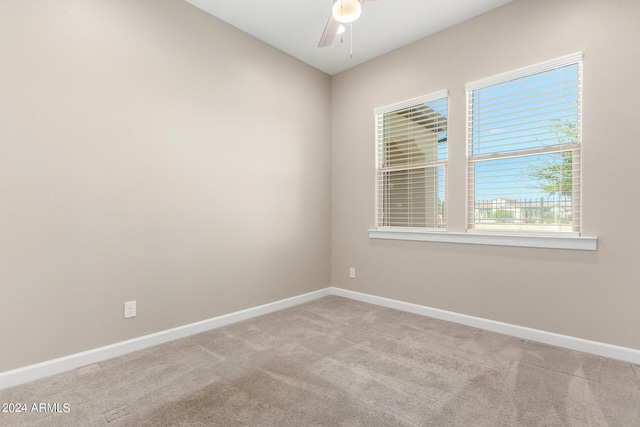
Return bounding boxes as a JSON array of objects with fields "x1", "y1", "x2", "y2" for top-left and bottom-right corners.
[
  {"x1": 330, "y1": 287, "x2": 640, "y2": 365},
  {"x1": 3, "y1": 286, "x2": 639, "y2": 390},
  {"x1": 0, "y1": 288, "x2": 331, "y2": 390}
]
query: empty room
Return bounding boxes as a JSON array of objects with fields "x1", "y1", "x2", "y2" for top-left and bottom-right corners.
[{"x1": 1, "y1": 0, "x2": 639, "y2": 425}]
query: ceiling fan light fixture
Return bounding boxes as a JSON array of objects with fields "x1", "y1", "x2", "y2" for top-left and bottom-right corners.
[
  {"x1": 337, "y1": 24, "x2": 346, "y2": 35},
  {"x1": 332, "y1": 0, "x2": 361, "y2": 24}
]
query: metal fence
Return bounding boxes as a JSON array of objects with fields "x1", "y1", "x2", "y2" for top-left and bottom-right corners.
[{"x1": 474, "y1": 197, "x2": 572, "y2": 224}]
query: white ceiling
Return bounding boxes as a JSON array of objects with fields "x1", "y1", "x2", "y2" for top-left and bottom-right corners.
[{"x1": 183, "y1": 0, "x2": 513, "y2": 75}]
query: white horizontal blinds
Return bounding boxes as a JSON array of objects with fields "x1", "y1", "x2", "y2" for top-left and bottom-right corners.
[
  {"x1": 467, "y1": 54, "x2": 582, "y2": 233},
  {"x1": 376, "y1": 92, "x2": 448, "y2": 229}
]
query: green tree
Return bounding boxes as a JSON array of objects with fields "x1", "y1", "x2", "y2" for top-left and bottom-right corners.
[{"x1": 527, "y1": 120, "x2": 577, "y2": 197}]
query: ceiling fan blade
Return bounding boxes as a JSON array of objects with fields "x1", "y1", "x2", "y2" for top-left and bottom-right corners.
[{"x1": 318, "y1": 13, "x2": 340, "y2": 47}]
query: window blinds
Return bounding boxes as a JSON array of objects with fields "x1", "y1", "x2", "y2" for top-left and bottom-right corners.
[
  {"x1": 466, "y1": 53, "x2": 582, "y2": 233},
  {"x1": 375, "y1": 92, "x2": 448, "y2": 229}
]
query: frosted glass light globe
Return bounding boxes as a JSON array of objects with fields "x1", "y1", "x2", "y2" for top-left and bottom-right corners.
[{"x1": 332, "y1": 0, "x2": 361, "y2": 24}]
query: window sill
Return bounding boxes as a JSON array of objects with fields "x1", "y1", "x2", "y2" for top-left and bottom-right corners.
[{"x1": 368, "y1": 228, "x2": 597, "y2": 251}]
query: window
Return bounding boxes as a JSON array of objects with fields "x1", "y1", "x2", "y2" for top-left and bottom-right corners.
[
  {"x1": 370, "y1": 53, "x2": 595, "y2": 249},
  {"x1": 374, "y1": 91, "x2": 448, "y2": 229},
  {"x1": 466, "y1": 53, "x2": 582, "y2": 234}
]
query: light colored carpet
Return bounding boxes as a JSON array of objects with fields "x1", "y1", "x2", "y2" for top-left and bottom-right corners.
[{"x1": 1, "y1": 295, "x2": 639, "y2": 426}]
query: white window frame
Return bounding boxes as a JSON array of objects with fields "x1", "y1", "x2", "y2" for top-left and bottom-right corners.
[
  {"x1": 466, "y1": 52, "x2": 583, "y2": 236},
  {"x1": 373, "y1": 90, "x2": 449, "y2": 232},
  {"x1": 369, "y1": 54, "x2": 597, "y2": 250}
]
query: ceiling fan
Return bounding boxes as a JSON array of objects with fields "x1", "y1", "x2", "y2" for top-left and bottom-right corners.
[{"x1": 318, "y1": 0, "x2": 378, "y2": 48}]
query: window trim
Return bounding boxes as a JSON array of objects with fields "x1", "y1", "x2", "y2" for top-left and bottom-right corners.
[
  {"x1": 464, "y1": 52, "x2": 583, "y2": 92},
  {"x1": 368, "y1": 228, "x2": 597, "y2": 251},
  {"x1": 373, "y1": 90, "x2": 449, "y2": 115}
]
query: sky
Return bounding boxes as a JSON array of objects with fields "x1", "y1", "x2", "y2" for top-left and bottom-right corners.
[{"x1": 469, "y1": 63, "x2": 579, "y2": 203}]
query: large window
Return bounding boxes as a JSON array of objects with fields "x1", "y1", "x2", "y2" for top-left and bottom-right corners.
[
  {"x1": 375, "y1": 91, "x2": 448, "y2": 229},
  {"x1": 371, "y1": 53, "x2": 594, "y2": 249},
  {"x1": 466, "y1": 53, "x2": 582, "y2": 234}
]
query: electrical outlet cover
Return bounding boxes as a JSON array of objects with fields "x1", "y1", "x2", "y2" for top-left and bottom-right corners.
[{"x1": 124, "y1": 301, "x2": 136, "y2": 318}]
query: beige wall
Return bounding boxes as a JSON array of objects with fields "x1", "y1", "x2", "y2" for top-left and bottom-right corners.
[
  {"x1": 331, "y1": 0, "x2": 640, "y2": 350},
  {"x1": 0, "y1": 0, "x2": 331, "y2": 372}
]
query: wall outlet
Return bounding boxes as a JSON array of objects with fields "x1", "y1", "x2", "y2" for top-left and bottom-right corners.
[
  {"x1": 124, "y1": 301, "x2": 136, "y2": 319},
  {"x1": 349, "y1": 267, "x2": 356, "y2": 279}
]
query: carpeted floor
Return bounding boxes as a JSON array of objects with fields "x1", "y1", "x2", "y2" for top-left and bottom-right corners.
[{"x1": 1, "y1": 295, "x2": 639, "y2": 426}]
